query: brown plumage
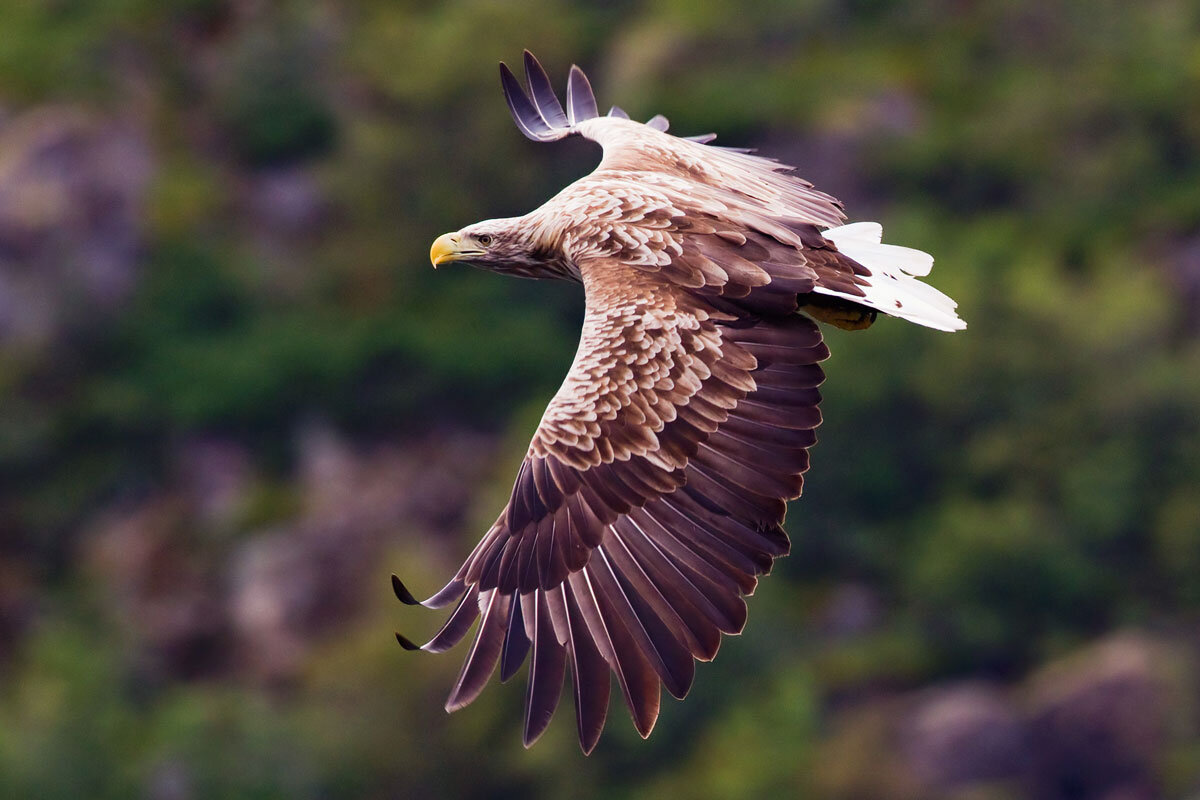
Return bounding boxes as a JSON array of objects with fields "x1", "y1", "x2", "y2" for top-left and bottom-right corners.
[{"x1": 402, "y1": 51, "x2": 965, "y2": 754}]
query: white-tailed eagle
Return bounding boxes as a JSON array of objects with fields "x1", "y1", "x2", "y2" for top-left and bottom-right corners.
[{"x1": 395, "y1": 52, "x2": 964, "y2": 754}]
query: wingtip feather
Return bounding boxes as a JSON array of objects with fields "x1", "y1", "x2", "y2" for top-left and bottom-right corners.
[
  {"x1": 566, "y1": 64, "x2": 599, "y2": 126},
  {"x1": 395, "y1": 631, "x2": 422, "y2": 651},
  {"x1": 645, "y1": 114, "x2": 670, "y2": 132},
  {"x1": 500, "y1": 61, "x2": 556, "y2": 141},
  {"x1": 392, "y1": 573, "x2": 419, "y2": 605},
  {"x1": 523, "y1": 50, "x2": 569, "y2": 129}
]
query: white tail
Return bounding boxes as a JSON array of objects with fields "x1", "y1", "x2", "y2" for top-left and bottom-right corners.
[{"x1": 820, "y1": 222, "x2": 965, "y2": 332}]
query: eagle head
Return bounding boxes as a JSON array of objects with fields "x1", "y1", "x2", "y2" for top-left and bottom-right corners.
[{"x1": 429, "y1": 218, "x2": 570, "y2": 279}]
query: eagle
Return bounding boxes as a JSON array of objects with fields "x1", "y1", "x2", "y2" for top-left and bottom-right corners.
[{"x1": 395, "y1": 52, "x2": 964, "y2": 754}]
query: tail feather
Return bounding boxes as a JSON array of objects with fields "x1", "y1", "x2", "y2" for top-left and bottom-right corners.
[{"x1": 820, "y1": 222, "x2": 965, "y2": 332}]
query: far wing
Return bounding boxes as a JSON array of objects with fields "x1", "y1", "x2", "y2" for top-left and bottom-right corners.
[{"x1": 500, "y1": 51, "x2": 846, "y2": 229}]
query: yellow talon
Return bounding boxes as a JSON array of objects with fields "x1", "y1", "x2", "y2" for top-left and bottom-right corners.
[{"x1": 802, "y1": 303, "x2": 877, "y2": 331}]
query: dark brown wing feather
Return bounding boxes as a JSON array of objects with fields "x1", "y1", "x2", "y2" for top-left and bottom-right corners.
[
  {"x1": 397, "y1": 255, "x2": 829, "y2": 749},
  {"x1": 456, "y1": 266, "x2": 757, "y2": 598}
]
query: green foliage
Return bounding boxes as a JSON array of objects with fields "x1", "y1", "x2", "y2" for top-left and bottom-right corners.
[
  {"x1": 217, "y1": 26, "x2": 337, "y2": 166},
  {"x1": 0, "y1": 0, "x2": 139, "y2": 100}
]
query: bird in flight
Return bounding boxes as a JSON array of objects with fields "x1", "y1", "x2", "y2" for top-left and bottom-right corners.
[{"x1": 395, "y1": 51, "x2": 964, "y2": 754}]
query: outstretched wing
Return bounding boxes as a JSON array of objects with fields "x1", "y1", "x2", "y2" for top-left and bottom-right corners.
[{"x1": 396, "y1": 257, "x2": 827, "y2": 751}]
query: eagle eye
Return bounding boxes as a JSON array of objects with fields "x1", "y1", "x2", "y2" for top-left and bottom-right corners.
[{"x1": 476, "y1": 234, "x2": 493, "y2": 246}]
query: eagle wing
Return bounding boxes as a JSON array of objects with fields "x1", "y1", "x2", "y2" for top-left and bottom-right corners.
[
  {"x1": 396, "y1": 257, "x2": 826, "y2": 751},
  {"x1": 501, "y1": 50, "x2": 845, "y2": 230},
  {"x1": 395, "y1": 53, "x2": 962, "y2": 755}
]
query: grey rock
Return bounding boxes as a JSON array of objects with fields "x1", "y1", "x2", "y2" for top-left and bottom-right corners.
[
  {"x1": 1024, "y1": 634, "x2": 1174, "y2": 800},
  {"x1": 0, "y1": 106, "x2": 151, "y2": 347},
  {"x1": 900, "y1": 681, "x2": 1030, "y2": 790}
]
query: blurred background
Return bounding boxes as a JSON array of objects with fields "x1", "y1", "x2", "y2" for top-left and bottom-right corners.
[{"x1": 0, "y1": 0, "x2": 1198, "y2": 797}]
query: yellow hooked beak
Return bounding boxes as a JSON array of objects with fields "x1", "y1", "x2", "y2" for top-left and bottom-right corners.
[
  {"x1": 431, "y1": 232, "x2": 489, "y2": 268},
  {"x1": 430, "y1": 233, "x2": 461, "y2": 268}
]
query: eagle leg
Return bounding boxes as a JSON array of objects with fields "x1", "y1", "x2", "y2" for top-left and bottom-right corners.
[{"x1": 799, "y1": 298, "x2": 877, "y2": 331}]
